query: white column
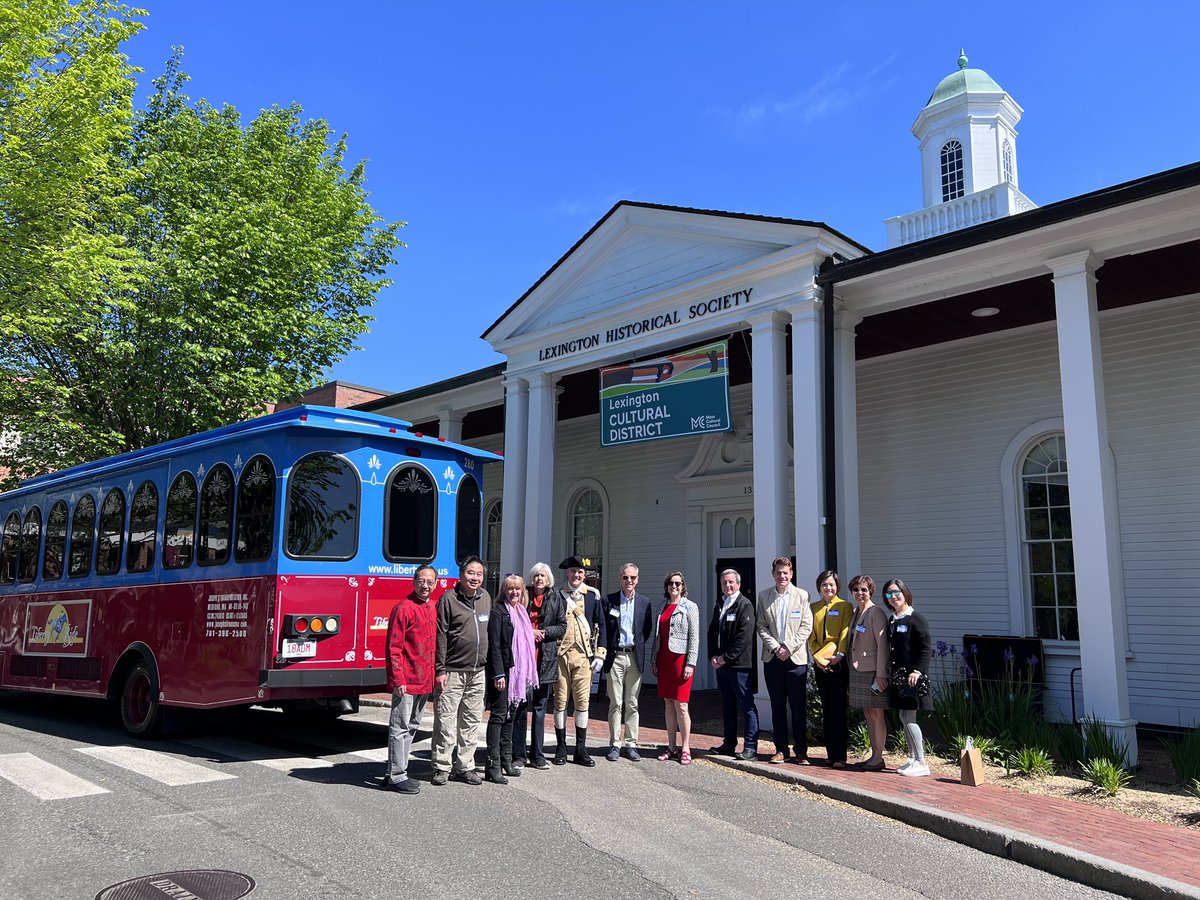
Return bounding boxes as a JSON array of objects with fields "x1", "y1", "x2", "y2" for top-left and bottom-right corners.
[
  {"x1": 749, "y1": 312, "x2": 789, "y2": 730},
  {"x1": 834, "y1": 308, "x2": 863, "y2": 579},
  {"x1": 1048, "y1": 250, "x2": 1137, "y2": 765},
  {"x1": 438, "y1": 408, "x2": 464, "y2": 444},
  {"x1": 499, "y1": 378, "x2": 528, "y2": 576},
  {"x1": 684, "y1": 503, "x2": 709, "y2": 689},
  {"x1": 523, "y1": 373, "x2": 558, "y2": 568},
  {"x1": 791, "y1": 298, "x2": 824, "y2": 574}
]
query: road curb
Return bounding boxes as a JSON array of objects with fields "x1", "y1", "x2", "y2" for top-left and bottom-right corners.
[
  {"x1": 360, "y1": 697, "x2": 390, "y2": 708},
  {"x1": 706, "y1": 756, "x2": 1200, "y2": 900}
]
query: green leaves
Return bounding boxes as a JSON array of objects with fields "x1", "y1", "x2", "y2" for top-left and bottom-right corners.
[{"x1": 0, "y1": 8, "x2": 403, "y2": 486}]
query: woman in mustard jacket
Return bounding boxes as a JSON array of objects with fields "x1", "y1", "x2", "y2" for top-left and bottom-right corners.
[
  {"x1": 847, "y1": 574, "x2": 889, "y2": 770},
  {"x1": 809, "y1": 570, "x2": 854, "y2": 768}
]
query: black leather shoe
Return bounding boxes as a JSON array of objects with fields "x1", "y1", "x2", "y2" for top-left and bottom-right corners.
[
  {"x1": 712, "y1": 744, "x2": 737, "y2": 756},
  {"x1": 529, "y1": 757, "x2": 550, "y2": 770},
  {"x1": 380, "y1": 777, "x2": 420, "y2": 794},
  {"x1": 735, "y1": 749, "x2": 758, "y2": 761}
]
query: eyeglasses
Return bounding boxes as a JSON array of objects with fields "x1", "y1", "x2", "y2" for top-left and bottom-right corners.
[
  {"x1": 850, "y1": 587, "x2": 871, "y2": 593},
  {"x1": 621, "y1": 575, "x2": 638, "y2": 581},
  {"x1": 884, "y1": 590, "x2": 903, "y2": 599},
  {"x1": 668, "y1": 580, "x2": 683, "y2": 586}
]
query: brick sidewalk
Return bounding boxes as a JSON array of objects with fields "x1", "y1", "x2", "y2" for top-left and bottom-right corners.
[{"x1": 363, "y1": 687, "x2": 1200, "y2": 897}]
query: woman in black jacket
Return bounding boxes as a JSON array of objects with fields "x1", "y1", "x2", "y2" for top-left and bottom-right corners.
[
  {"x1": 883, "y1": 578, "x2": 932, "y2": 777},
  {"x1": 485, "y1": 574, "x2": 541, "y2": 783},
  {"x1": 513, "y1": 562, "x2": 566, "y2": 769}
]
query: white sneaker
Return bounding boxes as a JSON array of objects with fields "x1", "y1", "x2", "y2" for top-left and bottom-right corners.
[
  {"x1": 897, "y1": 758, "x2": 915, "y2": 773},
  {"x1": 898, "y1": 762, "x2": 930, "y2": 777}
]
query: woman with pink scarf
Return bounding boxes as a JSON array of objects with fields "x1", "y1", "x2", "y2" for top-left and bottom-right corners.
[{"x1": 485, "y1": 573, "x2": 541, "y2": 784}]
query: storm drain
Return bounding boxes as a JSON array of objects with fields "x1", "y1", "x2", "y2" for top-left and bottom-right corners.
[{"x1": 95, "y1": 869, "x2": 255, "y2": 900}]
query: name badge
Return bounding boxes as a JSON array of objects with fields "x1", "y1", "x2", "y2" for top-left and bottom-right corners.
[
  {"x1": 828, "y1": 609, "x2": 840, "y2": 617},
  {"x1": 725, "y1": 613, "x2": 737, "y2": 622},
  {"x1": 609, "y1": 607, "x2": 620, "y2": 617},
  {"x1": 896, "y1": 624, "x2": 908, "y2": 633},
  {"x1": 477, "y1": 613, "x2": 489, "y2": 623},
  {"x1": 790, "y1": 610, "x2": 803, "y2": 618},
  {"x1": 855, "y1": 624, "x2": 866, "y2": 633}
]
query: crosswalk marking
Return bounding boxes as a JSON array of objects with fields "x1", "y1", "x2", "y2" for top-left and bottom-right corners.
[
  {"x1": 350, "y1": 747, "x2": 390, "y2": 762},
  {"x1": 0, "y1": 752, "x2": 110, "y2": 800},
  {"x1": 76, "y1": 745, "x2": 236, "y2": 786},
  {"x1": 181, "y1": 737, "x2": 334, "y2": 771}
]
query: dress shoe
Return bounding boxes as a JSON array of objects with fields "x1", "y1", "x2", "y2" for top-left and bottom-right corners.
[
  {"x1": 735, "y1": 749, "x2": 758, "y2": 761},
  {"x1": 626, "y1": 747, "x2": 641, "y2": 762},
  {"x1": 768, "y1": 752, "x2": 786, "y2": 764},
  {"x1": 713, "y1": 744, "x2": 737, "y2": 756},
  {"x1": 529, "y1": 757, "x2": 550, "y2": 770},
  {"x1": 858, "y1": 759, "x2": 885, "y2": 771}
]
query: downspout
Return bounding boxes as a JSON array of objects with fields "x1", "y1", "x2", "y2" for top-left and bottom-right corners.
[{"x1": 820, "y1": 256, "x2": 838, "y2": 571}]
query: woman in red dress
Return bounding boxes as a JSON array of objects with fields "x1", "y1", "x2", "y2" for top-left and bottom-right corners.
[{"x1": 652, "y1": 571, "x2": 700, "y2": 764}]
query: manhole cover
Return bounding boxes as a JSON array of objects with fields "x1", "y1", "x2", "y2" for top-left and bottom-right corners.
[{"x1": 95, "y1": 869, "x2": 255, "y2": 900}]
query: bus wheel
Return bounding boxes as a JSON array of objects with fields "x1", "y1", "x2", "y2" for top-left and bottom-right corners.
[{"x1": 120, "y1": 662, "x2": 163, "y2": 738}]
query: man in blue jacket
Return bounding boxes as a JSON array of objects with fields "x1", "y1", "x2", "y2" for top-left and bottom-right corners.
[{"x1": 596, "y1": 562, "x2": 655, "y2": 761}]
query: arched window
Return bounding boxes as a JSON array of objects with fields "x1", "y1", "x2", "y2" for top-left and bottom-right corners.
[
  {"x1": 126, "y1": 481, "x2": 158, "y2": 573},
  {"x1": 164, "y1": 472, "x2": 197, "y2": 569},
  {"x1": 0, "y1": 511, "x2": 19, "y2": 582},
  {"x1": 235, "y1": 456, "x2": 276, "y2": 563},
  {"x1": 198, "y1": 465, "x2": 233, "y2": 566},
  {"x1": 384, "y1": 463, "x2": 435, "y2": 562},
  {"x1": 43, "y1": 501, "x2": 68, "y2": 581},
  {"x1": 484, "y1": 499, "x2": 502, "y2": 599},
  {"x1": 1002, "y1": 139, "x2": 1015, "y2": 185},
  {"x1": 1021, "y1": 435, "x2": 1077, "y2": 641},
  {"x1": 18, "y1": 506, "x2": 42, "y2": 582},
  {"x1": 286, "y1": 453, "x2": 359, "y2": 560},
  {"x1": 96, "y1": 488, "x2": 126, "y2": 576},
  {"x1": 455, "y1": 474, "x2": 481, "y2": 566},
  {"x1": 940, "y1": 139, "x2": 965, "y2": 202},
  {"x1": 68, "y1": 495, "x2": 96, "y2": 578},
  {"x1": 570, "y1": 487, "x2": 605, "y2": 589}
]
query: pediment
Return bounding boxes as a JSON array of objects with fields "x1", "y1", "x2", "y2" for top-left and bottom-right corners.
[{"x1": 486, "y1": 202, "x2": 823, "y2": 347}]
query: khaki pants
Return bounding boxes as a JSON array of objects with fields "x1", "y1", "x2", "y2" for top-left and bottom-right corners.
[
  {"x1": 606, "y1": 649, "x2": 642, "y2": 746},
  {"x1": 554, "y1": 647, "x2": 591, "y2": 712},
  {"x1": 432, "y1": 669, "x2": 485, "y2": 774}
]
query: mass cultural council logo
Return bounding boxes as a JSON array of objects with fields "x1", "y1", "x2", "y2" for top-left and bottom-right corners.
[{"x1": 24, "y1": 598, "x2": 92, "y2": 656}]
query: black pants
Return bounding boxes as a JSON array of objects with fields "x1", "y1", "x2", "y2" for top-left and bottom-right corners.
[
  {"x1": 813, "y1": 662, "x2": 849, "y2": 764},
  {"x1": 763, "y1": 657, "x2": 807, "y2": 757},
  {"x1": 513, "y1": 683, "x2": 550, "y2": 762}
]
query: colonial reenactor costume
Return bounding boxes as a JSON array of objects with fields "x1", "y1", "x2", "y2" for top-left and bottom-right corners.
[{"x1": 552, "y1": 555, "x2": 602, "y2": 766}]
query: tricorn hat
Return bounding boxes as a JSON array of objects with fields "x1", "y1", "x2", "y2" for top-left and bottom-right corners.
[{"x1": 558, "y1": 555, "x2": 591, "y2": 570}]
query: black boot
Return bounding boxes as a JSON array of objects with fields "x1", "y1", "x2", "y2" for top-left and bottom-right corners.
[
  {"x1": 553, "y1": 727, "x2": 569, "y2": 766},
  {"x1": 573, "y1": 726, "x2": 595, "y2": 767},
  {"x1": 501, "y1": 719, "x2": 521, "y2": 777},
  {"x1": 485, "y1": 718, "x2": 506, "y2": 784}
]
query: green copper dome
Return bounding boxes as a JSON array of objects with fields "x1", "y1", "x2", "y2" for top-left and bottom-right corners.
[{"x1": 925, "y1": 51, "x2": 1003, "y2": 107}]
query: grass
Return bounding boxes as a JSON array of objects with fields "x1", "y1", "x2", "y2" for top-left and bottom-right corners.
[
  {"x1": 1010, "y1": 746, "x2": 1056, "y2": 778},
  {"x1": 1081, "y1": 714, "x2": 1130, "y2": 768},
  {"x1": 1082, "y1": 757, "x2": 1132, "y2": 796},
  {"x1": 1161, "y1": 727, "x2": 1200, "y2": 786}
]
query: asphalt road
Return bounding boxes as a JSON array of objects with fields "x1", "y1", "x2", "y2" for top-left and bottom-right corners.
[{"x1": 0, "y1": 691, "x2": 1117, "y2": 900}]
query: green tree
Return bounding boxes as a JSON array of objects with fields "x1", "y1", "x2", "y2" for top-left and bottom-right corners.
[{"x1": 1, "y1": 11, "x2": 403, "y2": 487}]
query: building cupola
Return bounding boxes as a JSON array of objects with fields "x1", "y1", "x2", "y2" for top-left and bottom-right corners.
[{"x1": 886, "y1": 51, "x2": 1037, "y2": 247}]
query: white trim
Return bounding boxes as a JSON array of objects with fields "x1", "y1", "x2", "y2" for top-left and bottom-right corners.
[{"x1": 564, "y1": 478, "x2": 610, "y2": 592}]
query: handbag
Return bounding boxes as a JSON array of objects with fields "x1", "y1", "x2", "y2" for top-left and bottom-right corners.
[{"x1": 889, "y1": 667, "x2": 930, "y2": 698}]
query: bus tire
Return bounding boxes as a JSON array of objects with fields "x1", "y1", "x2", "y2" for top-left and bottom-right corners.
[{"x1": 119, "y1": 661, "x2": 163, "y2": 738}]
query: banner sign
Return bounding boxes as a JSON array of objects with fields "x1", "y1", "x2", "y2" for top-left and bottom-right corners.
[{"x1": 600, "y1": 340, "x2": 731, "y2": 447}]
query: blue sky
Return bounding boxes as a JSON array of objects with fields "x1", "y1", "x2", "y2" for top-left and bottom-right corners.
[{"x1": 123, "y1": 2, "x2": 1200, "y2": 395}]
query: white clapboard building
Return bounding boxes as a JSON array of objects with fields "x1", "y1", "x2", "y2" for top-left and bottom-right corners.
[{"x1": 361, "y1": 54, "x2": 1200, "y2": 762}]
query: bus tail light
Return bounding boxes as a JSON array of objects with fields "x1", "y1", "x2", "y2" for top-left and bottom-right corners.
[{"x1": 282, "y1": 614, "x2": 339, "y2": 639}]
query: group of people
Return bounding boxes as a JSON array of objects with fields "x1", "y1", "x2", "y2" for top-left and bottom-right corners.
[{"x1": 379, "y1": 553, "x2": 932, "y2": 795}]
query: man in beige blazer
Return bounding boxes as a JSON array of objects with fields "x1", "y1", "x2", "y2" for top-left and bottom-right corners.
[{"x1": 756, "y1": 556, "x2": 813, "y2": 764}]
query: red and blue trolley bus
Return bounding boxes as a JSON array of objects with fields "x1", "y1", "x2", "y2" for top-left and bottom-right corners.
[{"x1": 0, "y1": 406, "x2": 499, "y2": 735}]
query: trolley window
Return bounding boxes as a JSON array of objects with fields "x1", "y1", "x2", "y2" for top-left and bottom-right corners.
[
  {"x1": 198, "y1": 465, "x2": 233, "y2": 566},
  {"x1": 164, "y1": 472, "x2": 197, "y2": 569},
  {"x1": 235, "y1": 456, "x2": 276, "y2": 563},
  {"x1": 68, "y1": 495, "x2": 96, "y2": 578},
  {"x1": 1, "y1": 511, "x2": 18, "y2": 583},
  {"x1": 96, "y1": 488, "x2": 125, "y2": 576},
  {"x1": 18, "y1": 506, "x2": 41, "y2": 583},
  {"x1": 43, "y1": 501, "x2": 67, "y2": 581},
  {"x1": 455, "y1": 474, "x2": 481, "y2": 565},
  {"x1": 285, "y1": 453, "x2": 359, "y2": 560},
  {"x1": 126, "y1": 481, "x2": 158, "y2": 573},
  {"x1": 384, "y1": 464, "x2": 436, "y2": 562}
]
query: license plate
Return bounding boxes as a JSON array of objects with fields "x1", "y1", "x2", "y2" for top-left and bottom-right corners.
[{"x1": 281, "y1": 639, "x2": 317, "y2": 659}]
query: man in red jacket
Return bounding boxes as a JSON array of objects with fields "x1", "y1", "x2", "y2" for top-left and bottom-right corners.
[{"x1": 381, "y1": 564, "x2": 439, "y2": 794}]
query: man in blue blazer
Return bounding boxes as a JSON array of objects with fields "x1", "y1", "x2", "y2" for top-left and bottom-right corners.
[{"x1": 596, "y1": 562, "x2": 655, "y2": 761}]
